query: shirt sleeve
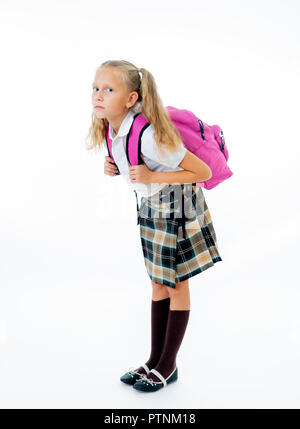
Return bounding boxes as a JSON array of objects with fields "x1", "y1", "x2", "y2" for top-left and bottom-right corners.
[{"x1": 141, "y1": 125, "x2": 187, "y2": 169}]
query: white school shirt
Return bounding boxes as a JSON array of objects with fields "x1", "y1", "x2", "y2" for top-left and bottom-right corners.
[{"x1": 107, "y1": 110, "x2": 187, "y2": 199}]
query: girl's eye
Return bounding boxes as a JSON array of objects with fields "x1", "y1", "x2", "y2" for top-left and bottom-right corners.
[{"x1": 92, "y1": 87, "x2": 113, "y2": 93}]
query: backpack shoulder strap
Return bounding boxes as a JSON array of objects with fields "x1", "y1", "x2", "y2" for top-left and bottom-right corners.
[
  {"x1": 126, "y1": 113, "x2": 151, "y2": 166},
  {"x1": 105, "y1": 125, "x2": 113, "y2": 158},
  {"x1": 126, "y1": 113, "x2": 151, "y2": 226}
]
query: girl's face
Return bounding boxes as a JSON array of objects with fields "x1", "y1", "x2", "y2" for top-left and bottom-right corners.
[{"x1": 92, "y1": 66, "x2": 138, "y2": 123}]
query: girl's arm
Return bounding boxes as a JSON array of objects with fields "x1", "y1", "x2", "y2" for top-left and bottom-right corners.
[{"x1": 149, "y1": 150, "x2": 212, "y2": 185}]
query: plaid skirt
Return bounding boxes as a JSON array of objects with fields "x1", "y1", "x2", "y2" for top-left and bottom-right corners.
[{"x1": 135, "y1": 183, "x2": 222, "y2": 289}]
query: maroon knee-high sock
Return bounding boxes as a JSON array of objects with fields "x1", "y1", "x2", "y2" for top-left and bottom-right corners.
[
  {"x1": 135, "y1": 297, "x2": 170, "y2": 375},
  {"x1": 148, "y1": 309, "x2": 190, "y2": 382}
]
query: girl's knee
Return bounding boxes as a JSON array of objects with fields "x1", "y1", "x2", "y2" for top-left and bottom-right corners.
[
  {"x1": 151, "y1": 280, "x2": 169, "y2": 299},
  {"x1": 167, "y1": 279, "x2": 189, "y2": 296}
]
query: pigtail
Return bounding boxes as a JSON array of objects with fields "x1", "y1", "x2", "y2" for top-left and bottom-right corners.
[{"x1": 137, "y1": 68, "x2": 184, "y2": 160}]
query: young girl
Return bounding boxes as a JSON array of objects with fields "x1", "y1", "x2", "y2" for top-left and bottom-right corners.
[{"x1": 86, "y1": 60, "x2": 222, "y2": 393}]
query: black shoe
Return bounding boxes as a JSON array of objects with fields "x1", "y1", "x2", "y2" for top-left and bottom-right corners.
[
  {"x1": 133, "y1": 367, "x2": 178, "y2": 392},
  {"x1": 120, "y1": 364, "x2": 150, "y2": 385}
]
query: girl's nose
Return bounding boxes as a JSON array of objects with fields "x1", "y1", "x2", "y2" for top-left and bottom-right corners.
[{"x1": 97, "y1": 88, "x2": 105, "y2": 100}]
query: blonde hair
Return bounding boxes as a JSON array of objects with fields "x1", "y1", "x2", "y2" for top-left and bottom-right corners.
[{"x1": 85, "y1": 59, "x2": 184, "y2": 160}]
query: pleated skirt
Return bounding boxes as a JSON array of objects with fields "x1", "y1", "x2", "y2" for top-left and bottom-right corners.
[{"x1": 137, "y1": 183, "x2": 222, "y2": 289}]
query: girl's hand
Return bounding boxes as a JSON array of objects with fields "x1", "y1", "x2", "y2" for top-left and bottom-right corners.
[
  {"x1": 104, "y1": 156, "x2": 119, "y2": 176},
  {"x1": 129, "y1": 164, "x2": 153, "y2": 185}
]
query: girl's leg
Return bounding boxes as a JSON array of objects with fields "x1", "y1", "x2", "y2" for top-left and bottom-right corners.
[
  {"x1": 152, "y1": 281, "x2": 169, "y2": 301},
  {"x1": 146, "y1": 279, "x2": 191, "y2": 382},
  {"x1": 168, "y1": 279, "x2": 190, "y2": 310},
  {"x1": 134, "y1": 281, "x2": 170, "y2": 375}
]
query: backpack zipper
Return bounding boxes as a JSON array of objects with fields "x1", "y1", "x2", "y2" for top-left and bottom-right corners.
[
  {"x1": 219, "y1": 129, "x2": 225, "y2": 152},
  {"x1": 198, "y1": 119, "x2": 205, "y2": 140}
]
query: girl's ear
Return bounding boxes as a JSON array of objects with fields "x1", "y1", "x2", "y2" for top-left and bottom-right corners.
[{"x1": 127, "y1": 91, "x2": 139, "y2": 108}]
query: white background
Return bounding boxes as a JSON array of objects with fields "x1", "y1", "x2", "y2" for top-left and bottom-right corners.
[{"x1": 0, "y1": 0, "x2": 299, "y2": 409}]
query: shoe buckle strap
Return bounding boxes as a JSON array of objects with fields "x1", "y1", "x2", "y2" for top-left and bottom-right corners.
[
  {"x1": 142, "y1": 364, "x2": 150, "y2": 374},
  {"x1": 150, "y1": 369, "x2": 167, "y2": 387}
]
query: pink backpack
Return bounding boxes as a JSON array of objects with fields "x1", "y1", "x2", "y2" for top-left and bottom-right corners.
[{"x1": 106, "y1": 106, "x2": 233, "y2": 190}]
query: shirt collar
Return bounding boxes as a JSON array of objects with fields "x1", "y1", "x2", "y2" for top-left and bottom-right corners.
[{"x1": 108, "y1": 110, "x2": 136, "y2": 139}]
